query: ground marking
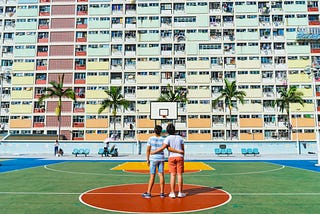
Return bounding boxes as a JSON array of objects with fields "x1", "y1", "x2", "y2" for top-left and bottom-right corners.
[
  {"x1": 44, "y1": 164, "x2": 285, "y2": 176},
  {"x1": 0, "y1": 191, "x2": 319, "y2": 196}
]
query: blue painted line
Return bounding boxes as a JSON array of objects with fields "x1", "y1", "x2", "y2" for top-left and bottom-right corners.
[
  {"x1": 1, "y1": 158, "x2": 319, "y2": 173},
  {"x1": 0, "y1": 158, "x2": 65, "y2": 173}
]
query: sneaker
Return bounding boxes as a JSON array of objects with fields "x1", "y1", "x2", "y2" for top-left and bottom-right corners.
[
  {"x1": 142, "y1": 192, "x2": 151, "y2": 198},
  {"x1": 168, "y1": 192, "x2": 176, "y2": 198},
  {"x1": 160, "y1": 193, "x2": 166, "y2": 198},
  {"x1": 178, "y1": 192, "x2": 186, "y2": 198}
]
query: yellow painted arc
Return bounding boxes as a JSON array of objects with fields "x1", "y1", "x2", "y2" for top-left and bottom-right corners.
[{"x1": 112, "y1": 162, "x2": 214, "y2": 171}]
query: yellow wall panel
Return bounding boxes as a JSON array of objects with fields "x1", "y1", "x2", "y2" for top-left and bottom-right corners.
[
  {"x1": 87, "y1": 76, "x2": 109, "y2": 84},
  {"x1": 188, "y1": 118, "x2": 211, "y2": 128},
  {"x1": 188, "y1": 133, "x2": 211, "y2": 141},
  {"x1": 86, "y1": 119, "x2": 108, "y2": 128},
  {"x1": 137, "y1": 133, "x2": 153, "y2": 141},
  {"x1": 13, "y1": 62, "x2": 35, "y2": 71},
  {"x1": 10, "y1": 119, "x2": 32, "y2": 128},
  {"x1": 240, "y1": 133, "x2": 263, "y2": 140},
  {"x1": 10, "y1": 105, "x2": 33, "y2": 114},
  {"x1": 12, "y1": 76, "x2": 34, "y2": 85},
  {"x1": 138, "y1": 119, "x2": 154, "y2": 128},
  {"x1": 87, "y1": 62, "x2": 109, "y2": 70},
  {"x1": 136, "y1": 61, "x2": 160, "y2": 70},
  {"x1": 292, "y1": 133, "x2": 316, "y2": 141},
  {"x1": 291, "y1": 118, "x2": 315, "y2": 127},
  {"x1": 11, "y1": 90, "x2": 33, "y2": 99},
  {"x1": 240, "y1": 118, "x2": 263, "y2": 127},
  {"x1": 187, "y1": 104, "x2": 211, "y2": 113},
  {"x1": 287, "y1": 59, "x2": 310, "y2": 69},
  {"x1": 186, "y1": 61, "x2": 210, "y2": 69},
  {"x1": 85, "y1": 133, "x2": 109, "y2": 141}
]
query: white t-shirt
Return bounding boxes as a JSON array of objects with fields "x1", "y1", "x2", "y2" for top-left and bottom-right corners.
[{"x1": 163, "y1": 135, "x2": 184, "y2": 158}]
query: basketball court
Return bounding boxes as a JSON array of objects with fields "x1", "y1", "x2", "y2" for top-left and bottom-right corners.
[{"x1": 80, "y1": 183, "x2": 231, "y2": 213}]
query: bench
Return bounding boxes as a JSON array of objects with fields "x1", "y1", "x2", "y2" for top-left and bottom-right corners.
[
  {"x1": 214, "y1": 148, "x2": 232, "y2": 156},
  {"x1": 241, "y1": 148, "x2": 260, "y2": 156},
  {"x1": 72, "y1": 148, "x2": 90, "y2": 157}
]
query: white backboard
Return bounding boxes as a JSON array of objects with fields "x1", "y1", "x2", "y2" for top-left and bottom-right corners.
[{"x1": 150, "y1": 102, "x2": 178, "y2": 120}]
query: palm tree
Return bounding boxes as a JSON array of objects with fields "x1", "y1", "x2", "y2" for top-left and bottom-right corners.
[
  {"x1": 98, "y1": 86, "x2": 129, "y2": 139},
  {"x1": 38, "y1": 74, "x2": 76, "y2": 141},
  {"x1": 213, "y1": 79, "x2": 246, "y2": 140},
  {"x1": 274, "y1": 85, "x2": 304, "y2": 140},
  {"x1": 158, "y1": 84, "x2": 188, "y2": 102}
]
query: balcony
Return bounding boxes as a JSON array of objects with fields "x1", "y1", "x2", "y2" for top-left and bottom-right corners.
[
  {"x1": 34, "y1": 122, "x2": 45, "y2": 128},
  {"x1": 75, "y1": 51, "x2": 86, "y2": 56},
  {"x1": 35, "y1": 79, "x2": 46, "y2": 84},
  {"x1": 74, "y1": 108, "x2": 85, "y2": 113},
  {"x1": 76, "y1": 37, "x2": 87, "y2": 42},
  {"x1": 39, "y1": 12, "x2": 50, "y2": 16},
  {"x1": 76, "y1": 24, "x2": 87, "y2": 29},
  {"x1": 36, "y1": 65, "x2": 47, "y2": 70},
  {"x1": 38, "y1": 38, "x2": 48, "y2": 43},
  {"x1": 73, "y1": 122, "x2": 85, "y2": 128},
  {"x1": 34, "y1": 108, "x2": 45, "y2": 113},
  {"x1": 75, "y1": 65, "x2": 86, "y2": 70},
  {"x1": 38, "y1": 24, "x2": 49, "y2": 29},
  {"x1": 77, "y1": 11, "x2": 88, "y2": 16},
  {"x1": 74, "y1": 79, "x2": 85, "y2": 84}
]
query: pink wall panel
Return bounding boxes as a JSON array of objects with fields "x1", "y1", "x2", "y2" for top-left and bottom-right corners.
[
  {"x1": 50, "y1": 32, "x2": 74, "y2": 42},
  {"x1": 49, "y1": 59, "x2": 73, "y2": 70},
  {"x1": 60, "y1": 130, "x2": 71, "y2": 140},
  {"x1": 47, "y1": 101, "x2": 72, "y2": 113},
  {"x1": 51, "y1": 18, "x2": 75, "y2": 28},
  {"x1": 48, "y1": 73, "x2": 73, "y2": 84},
  {"x1": 51, "y1": 5, "x2": 75, "y2": 15},
  {"x1": 52, "y1": 0, "x2": 75, "y2": 2},
  {"x1": 46, "y1": 116, "x2": 71, "y2": 127},
  {"x1": 50, "y1": 45, "x2": 74, "y2": 56}
]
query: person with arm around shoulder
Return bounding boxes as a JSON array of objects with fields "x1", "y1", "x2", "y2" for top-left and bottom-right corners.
[
  {"x1": 151, "y1": 123, "x2": 185, "y2": 198},
  {"x1": 142, "y1": 125, "x2": 166, "y2": 199}
]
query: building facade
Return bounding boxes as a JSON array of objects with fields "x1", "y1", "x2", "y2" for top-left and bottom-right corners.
[{"x1": 0, "y1": 0, "x2": 320, "y2": 141}]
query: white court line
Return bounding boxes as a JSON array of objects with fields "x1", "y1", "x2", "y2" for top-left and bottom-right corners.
[
  {"x1": 0, "y1": 192, "x2": 320, "y2": 196},
  {"x1": 43, "y1": 165, "x2": 144, "y2": 177},
  {"x1": 44, "y1": 164, "x2": 286, "y2": 176}
]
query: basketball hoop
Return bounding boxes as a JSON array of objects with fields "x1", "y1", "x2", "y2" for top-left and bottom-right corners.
[{"x1": 161, "y1": 114, "x2": 167, "y2": 119}]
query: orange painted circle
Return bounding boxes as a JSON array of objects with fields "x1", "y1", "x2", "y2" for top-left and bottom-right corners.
[{"x1": 80, "y1": 183, "x2": 231, "y2": 213}]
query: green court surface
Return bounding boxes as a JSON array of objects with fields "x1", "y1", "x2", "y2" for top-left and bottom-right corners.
[{"x1": 0, "y1": 161, "x2": 319, "y2": 214}]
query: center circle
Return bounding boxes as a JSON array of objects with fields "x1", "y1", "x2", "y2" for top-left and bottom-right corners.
[{"x1": 80, "y1": 183, "x2": 231, "y2": 213}]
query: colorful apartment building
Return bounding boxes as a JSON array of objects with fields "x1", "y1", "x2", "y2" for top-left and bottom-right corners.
[{"x1": 0, "y1": 0, "x2": 320, "y2": 141}]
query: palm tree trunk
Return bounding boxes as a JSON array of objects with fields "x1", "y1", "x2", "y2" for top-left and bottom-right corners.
[
  {"x1": 288, "y1": 112, "x2": 291, "y2": 140},
  {"x1": 113, "y1": 115, "x2": 116, "y2": 139},
  {"x1": 58, "y1": 114, "x2": 61, "y2": 141},
  {"x1": 229, "y1": 106, "x2": 233, "y2": 140}
]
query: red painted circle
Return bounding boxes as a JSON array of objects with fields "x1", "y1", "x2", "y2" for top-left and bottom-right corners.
[{"x1": 80, "y1": 183, "x2": 231, "y2": 213}]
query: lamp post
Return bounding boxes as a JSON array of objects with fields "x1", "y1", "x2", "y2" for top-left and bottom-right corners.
[{"x1": 305, "y1": 65, "x2": 320, "y2": 166}]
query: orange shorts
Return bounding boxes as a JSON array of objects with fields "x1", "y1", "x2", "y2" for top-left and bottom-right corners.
[{"x1": 168, "y1": 157, "x2": 184, "y2": 174}]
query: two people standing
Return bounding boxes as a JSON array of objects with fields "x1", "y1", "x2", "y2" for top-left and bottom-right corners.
[{"x1": 142, "y1": 124, "x2": 186, "y2": 198}]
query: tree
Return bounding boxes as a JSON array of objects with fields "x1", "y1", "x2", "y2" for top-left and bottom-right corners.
[
  {"x1": 38, "y1": 74, "x2": 76, "y2": 140},
  {"x1": 213, "y1": 79, "x2": 246, "y2": 140},
  {"x1": 98, "y1": 86, "x2": 129, "y2": 138},
  {"x1": 158, "y1": 84, "x2": 188, "y2": 102},
  {"x1": 274, "y1": 85, "x2": 304, "y2": 140}
]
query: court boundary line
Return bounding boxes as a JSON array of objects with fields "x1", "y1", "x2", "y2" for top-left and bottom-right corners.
[
  {"x1": 79, "y1": 183, "x2": 232, "y2": 214},
  {"x1": 44, "y1": 163, "x2": 285, "y2": 176},
  {"x1": 1, "y1": 191, "x2": 320, "y2": 196}
]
